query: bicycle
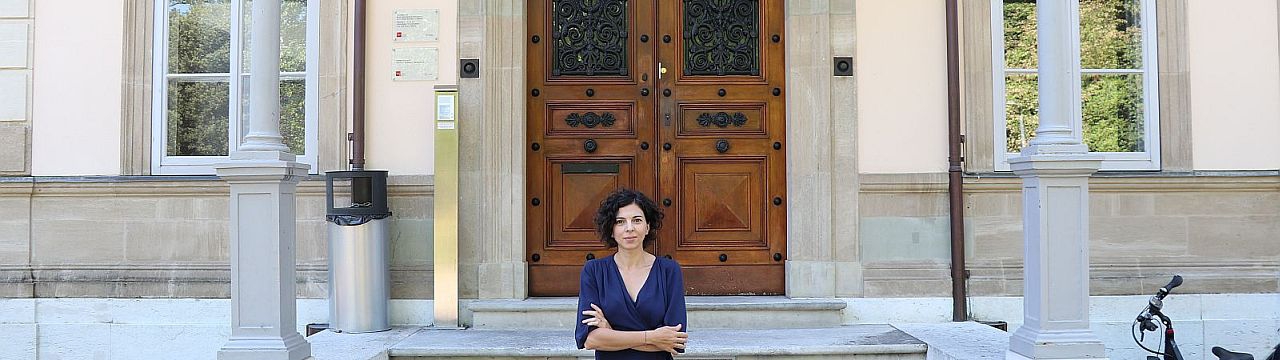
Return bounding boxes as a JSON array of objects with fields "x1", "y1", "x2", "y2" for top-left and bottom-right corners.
[{"x1": 1134, "y1": 275, "x2": 1280, "y2": 360}]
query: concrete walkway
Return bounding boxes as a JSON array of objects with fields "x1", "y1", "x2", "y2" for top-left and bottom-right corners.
[{"x1": 895, "y1": 322, "x2": 1009, "y2": 360}]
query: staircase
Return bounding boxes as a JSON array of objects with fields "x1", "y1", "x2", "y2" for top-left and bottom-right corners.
[
  {"x1": 384, "y1": 296, "x2": 929, "y2": 359},
  {"x1": 305, "y1": 297, "x2": 1023, "y2": 359},
  {"x1": 464, "y1": 296, "x2": 848, "y2": 329},
  {"x1": 390, "y1": 326, "x2": 927, "y2": 359}
]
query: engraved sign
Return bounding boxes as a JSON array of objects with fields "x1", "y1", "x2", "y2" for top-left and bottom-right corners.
[
  {"x1": 392, "y1": 47, "x2": 439, "y2": 81},
  {"x1": 393, "y1": 9, "x2": 440, "y2": 42}
]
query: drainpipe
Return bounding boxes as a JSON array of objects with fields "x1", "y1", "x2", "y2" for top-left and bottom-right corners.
[
  {"x1": 945, "y1": 0, "x2": 969, "y2": 322},
  {"x1": 351, "y1": 0, "x2": 367, "y2": 171}
]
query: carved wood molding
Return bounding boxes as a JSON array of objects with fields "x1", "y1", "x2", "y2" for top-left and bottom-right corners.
[
  {"x1": 696, "y1": 111, "x2": 748, "y2": 128},
  {"x1": 564, "y1": 112, "x2": 617, "y2": 128}
]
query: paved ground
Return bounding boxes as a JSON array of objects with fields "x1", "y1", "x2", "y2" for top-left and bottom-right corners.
[
  {"x1": 308, "y1": 322, "x2": 1011, "y2": 359},
  {"x1": 895, "y1": 322, "x2": 1009, "y2": 360}
]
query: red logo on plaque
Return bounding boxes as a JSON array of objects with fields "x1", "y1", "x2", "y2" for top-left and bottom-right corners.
[
  {"x1": 395, "y1": 71, "x2": 402, "y2": 77},
  {"x1": 396, "y1": 32, "x2": 403, "y2": 37}
]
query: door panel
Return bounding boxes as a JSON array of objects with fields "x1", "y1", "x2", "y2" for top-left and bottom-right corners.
[
  {"x1": 676, "y1": 103, "x2": 769, "y2": 137},
  {"x1": 678, "y1": 159, "x2": 766, "y2": 245},
  {"x1": 545, "y1": 101, "x2": 638, "y2": 138},
  {"x1": 548, "y1": 159, "x2": 633, "y2": 249},
  {"x1": 655, "y1": 0, "x2": 786, "y2": 295},
  {"x1": 528, "y1": 0, "x2": 785, "y2": 296}
]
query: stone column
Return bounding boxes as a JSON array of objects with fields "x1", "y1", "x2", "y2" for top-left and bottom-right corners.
[
  {"x1": 457, "y1": 0, "x2": 527, "y2": 299},
  {"x1": 775, "y1": 0, "x2": 864, "y2": 299},
  {"x1": 215, "y1": 1, "x2": 311, "y2": 359},
  {"x1": 240, "y1": 0, "x2": 288, "y2": 152},
  {"x1": 1006, "y1": 1, "x2": 1106, "y2": 359}
]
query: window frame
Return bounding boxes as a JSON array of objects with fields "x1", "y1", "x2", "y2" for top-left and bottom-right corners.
[
  {"x1": 150, "y1": 0, "x2": 319, "y2": 175},
  {"x1": 991, "y1": 0, "x2": 1161, "y2": 171}
]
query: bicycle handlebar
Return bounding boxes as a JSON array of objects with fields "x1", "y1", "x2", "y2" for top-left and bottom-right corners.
[
  {"x1": 1138, "y1": 275, "x2": 1182, "y2": 330},
  {"x1": 1163, "y1": 275, "x2": 1183, "y2": 295}
]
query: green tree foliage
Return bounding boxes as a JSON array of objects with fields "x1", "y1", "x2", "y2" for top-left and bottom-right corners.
[
  {"x1": 167, "y1": 0, "x2": 308, "y2": 157},
  {"x1": 1003, "y1": 0, "x2": 1145, "y2": 153}
]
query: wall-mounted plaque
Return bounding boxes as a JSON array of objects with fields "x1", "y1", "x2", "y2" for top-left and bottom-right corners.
[
  {"x1": 393, "y1": 9, "x2": 440, "y2": 42},
  {"x1": 392, "y1": 47, "x2": 439, "y2": 81}
]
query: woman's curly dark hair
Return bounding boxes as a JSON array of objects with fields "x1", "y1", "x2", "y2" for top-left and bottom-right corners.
[{"x1": 593, "y1": 188, "x2": 664, "y2": 248}]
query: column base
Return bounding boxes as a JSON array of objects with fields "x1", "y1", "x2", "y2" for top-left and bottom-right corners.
[
  {"x1": 477, "y1": 261, "x2": 527, "y2": 299},
  {"x1": 1006, "y1": 350, "x2": 1108, "y2": 360},
  {"x1": 1008, "y1": 326, "x2": 1108, "y2": 359},
  {"x1": 785, "y1": 260, "x2": 835, "y2": 298},
  {"x1": 218, "y1": 333, "x2": 312, "y2": 360}
]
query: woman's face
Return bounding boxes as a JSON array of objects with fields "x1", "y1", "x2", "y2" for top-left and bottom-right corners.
[{"x1": 612, "y1": 203, "x2": 649, "y2": 251}]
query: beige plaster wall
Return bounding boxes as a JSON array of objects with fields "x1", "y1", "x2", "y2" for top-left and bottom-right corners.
[
  {"x1": 354, "y1": 0, "x2": 459, "y2": 175},
  {"x1": 29, "y1": 0, "x2": 124, "y2": 176},
  {"x1": 854, "y1": 0, "x2": 949, "y2": 174},
  {"x1": 1187, "y1": 0, "x2": 1280, "y2": 170}
]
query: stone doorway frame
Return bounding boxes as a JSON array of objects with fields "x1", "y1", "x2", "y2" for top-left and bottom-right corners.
[{"x1": 456, "y1": 0, "x2": 859, "y2": 300}]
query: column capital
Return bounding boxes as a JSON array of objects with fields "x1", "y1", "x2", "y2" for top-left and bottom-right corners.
[
  {"x1": 215, "y1": 151, "x2": 311, "y2": 182},
  {"x1": 1008, "y1": 153, "x2": 1102, "y2": 178},
  {"x1": 1017, "y1": 143, "x2": 1091, "y2": 157}
]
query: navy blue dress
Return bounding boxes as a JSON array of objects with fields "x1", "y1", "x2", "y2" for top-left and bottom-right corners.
[{"x1": 575, "y1": 255, "x2": 687, "y2": 359}]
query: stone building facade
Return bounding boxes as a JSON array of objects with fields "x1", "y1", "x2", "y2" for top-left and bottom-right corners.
[{"x1": 0, "y1": 0, "x2": 1276, "y2": 358}]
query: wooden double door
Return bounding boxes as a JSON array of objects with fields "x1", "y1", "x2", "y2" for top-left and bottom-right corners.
[{"x1": 526, "y1": 0, "x2": 786, "y2": 296}]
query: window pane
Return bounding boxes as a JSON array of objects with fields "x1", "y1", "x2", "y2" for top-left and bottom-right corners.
[
  {"x1": 240, "y1": 0, "x2": 308, "y2": 73},
  {"x1": 1005, "y1": 73, "x2": 1039, "y2": 153},
  {"x1": 1080, "y1": 0, "x2": 1142, "y2": 69},
  {"x1": 239, "y1": 77, "x2": 307, "y2": 155},
  {"x1": 168, "y1": 0, "x2": 232, "y2": 74},
  {"x1": 282, "y1": 0, "x2": 309, "y2": 73},
  {"x1": 1005, "y1": 0, "x2": 1143, "y2": 70},
  {"x1": 1082, "y1": 73, "x2": 1144, "y2": 152},
  {"x1": 167, "y1": 79, "x2": 230, "y2": 156},
  {"x1": 1003, "y1": 0, "x2": 1038, "y2": 69},
  {"x1": 280, "y1": 79, "x2": 306, "y2": 154}
]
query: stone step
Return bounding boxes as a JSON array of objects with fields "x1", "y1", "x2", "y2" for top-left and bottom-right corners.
[
  {"x1": 464, "y1": 296, "x2": 847, "y2": 330},
  {"x1": 388, "y1": 325, "x2": 927, "y2": 359}
]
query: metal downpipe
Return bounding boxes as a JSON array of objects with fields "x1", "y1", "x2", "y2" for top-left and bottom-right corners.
[
  {"x1": 351, "y1": 0, "x2": 367, "y2": 170},
  {"x1": 945, "y1": 0, "x2": 969, "y2": 322}
]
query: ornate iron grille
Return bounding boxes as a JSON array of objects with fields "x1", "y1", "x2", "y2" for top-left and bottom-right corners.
[
  {"x1": 551, "y1": 0, "x2": 629, "y2": 76},
  {"x1": 683, "y1": 0, "x2": 760, "y2": 76}
]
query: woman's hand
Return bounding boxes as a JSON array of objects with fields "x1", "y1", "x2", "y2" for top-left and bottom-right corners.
[
  {"x1": 581, "y1": 303, "x2": 611, "y2": 329},
  {"x1": 644, "y1": 324, "x2": 687, "y2": 355}
]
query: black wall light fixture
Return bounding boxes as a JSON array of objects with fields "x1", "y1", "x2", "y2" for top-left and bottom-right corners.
[
  {"x1": 833, "y1": 57, "x2": 853, "y2": 76},
  {"x1": 460, "y1": 59, "x2": 479, "y2": 78}
]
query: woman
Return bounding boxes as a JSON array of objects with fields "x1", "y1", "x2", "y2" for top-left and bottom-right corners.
[{"x1": 575, "y1": 188, "x2": 689, "y2": 359}]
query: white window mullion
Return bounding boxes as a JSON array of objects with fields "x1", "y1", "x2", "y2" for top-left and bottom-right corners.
[
  {"x1": 150, "y1": 0, "x2": 168, "y2": 175},
  {"x1": 302, "y1": 0, "x2": 320, "y2": 170},
  {"x1": 229, "y1": 0, "x2": 244, "y2": 155},
  {"x1": 1139, "y1": 0, "x2": 1161, "y2": 170},
  {"x1": 1080, "y1": 68, "x2": 1143, "y2": 74},
  {"x1": 991, "y1": 0, "x2": 1008, "y2": 171}
]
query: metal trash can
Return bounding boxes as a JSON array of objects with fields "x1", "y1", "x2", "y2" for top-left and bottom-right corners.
[{"x1": 325, "y1": 170, "x2": 391, "y2": 333}]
